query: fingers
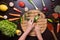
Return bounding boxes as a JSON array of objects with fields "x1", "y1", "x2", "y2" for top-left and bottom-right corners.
[
  {"x1": 35, "y1": 24, "x2": 40, "y2": 30},
  {"x1": 34, "y1": 24, "x2": 43, "y2": 40},
  {"x1": 28, "y1": 17, "x2": 34, "y2": 25},
  {"x1": 28, "y1": 19, "x2": 33, "y2": 25}
]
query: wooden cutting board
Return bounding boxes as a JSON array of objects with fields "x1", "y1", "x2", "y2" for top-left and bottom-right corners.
[{"x1": 21, "y1": 10, "x2": 47, "y2": 36}]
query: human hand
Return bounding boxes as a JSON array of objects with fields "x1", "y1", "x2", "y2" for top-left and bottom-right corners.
[
  {"x1": 18, "y1": 18, "x2": 35, "y2": 40},
  {"x1": 27, "y1": 18, "x2": 35, "y2": 29},
  {"x1": 35, "y1": 24, "x2": 40, "y2": 31},
  {"x1": 34, "y1": 24, "x2": 43, "y2": 40}
]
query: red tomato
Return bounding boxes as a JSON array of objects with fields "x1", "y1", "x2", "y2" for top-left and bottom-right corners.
[
  {"x1": 58, "y1": 14, "x2": 60, "y2": 18},
  {"x1": 18, "y1": 1, "x2": 25, "y2": 8},
  {"x1": 52, "y1": 13, "x2": 58, "y2": 19}
]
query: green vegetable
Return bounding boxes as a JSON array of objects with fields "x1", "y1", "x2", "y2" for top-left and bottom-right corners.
[
  {"x1": 28, "y1": 0, "x2": 38, "y2": 9},
  {"x1": 28, "y1": 0, "x2": 33, "y2": 4},
  {"x1": 0, "y1": 20, "x2": 17, "y2": 37},
  {"x1": 20, "y1": 16, "x2": 23, "y2": 23},
  {"x1": 24, "y1": 14, "x2": 30, "y2": 21},
  {"x1": 47, "y1": 19, "x2": 53, "y2": 23},
  {"x1": 34, "y1": 15, "x2": 39, "y2": 22},
  {"x1": 24, "y1": 14, "x2": 27, "y2": 20}
]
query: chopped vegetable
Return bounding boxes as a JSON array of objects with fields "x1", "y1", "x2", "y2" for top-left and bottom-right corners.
[
  {"x1": 9, "y1": 2, "x2": 14, "y2": 7},
  {"x1": 24, "y1": 14, "x2": 30, "y2": 21},
  {"x1": 34, "y1": 15, "x2": 39, "y2": 22},
  {"x1": 0, "y1": 20, "x2": 17, "y2": 37},
  {"x1": 20, "y1": 16, "x2": 23, "y2": 23},
  {"x1": 47, "y1": 19, "x2": 53, "y2": 23},
  {"x1": 18, "y1": 1, "x2": 25, "y2": 8}
]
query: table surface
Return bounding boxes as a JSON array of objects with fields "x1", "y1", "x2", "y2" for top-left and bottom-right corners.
[{"x1": 0, "y1": 0, "x2": 60, "y2": 40}]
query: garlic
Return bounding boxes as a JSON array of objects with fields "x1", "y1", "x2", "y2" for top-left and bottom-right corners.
[
  {"x1": 9, "y1": 2, "x2": 14, "y2": 7},
  {"x1": 4, "y1": 15, "x2": 8, "y2": 19},
  {"x1": 24, "y1": 7, "x2": 29, "y2": 11}
]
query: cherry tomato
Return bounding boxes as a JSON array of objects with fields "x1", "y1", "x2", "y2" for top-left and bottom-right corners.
[{"x1": 18, "y1": 1, "x2": 25, "y2": 8}]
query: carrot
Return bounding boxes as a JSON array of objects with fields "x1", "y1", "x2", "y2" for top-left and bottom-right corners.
[
  {"x1": 9, "y1": 13, "x2": 20, "y2": 17},
  {"x1": 13, "y1": 7, "x2": 22, "y2": 13},
  {"x1": 8, "y1": 18, "x2": 19, "y2": 21}
]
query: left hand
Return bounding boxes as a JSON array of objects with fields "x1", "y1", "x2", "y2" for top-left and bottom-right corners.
[
  {"x1": 34, "y1": 24, "x2": 43, "y2": 40},
  {"x1": 34, "y1": 24, "x2": 40, "y2": 31}
]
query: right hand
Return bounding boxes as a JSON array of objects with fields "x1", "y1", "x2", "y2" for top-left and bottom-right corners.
[{"x1": 27, "y1": 18, "x2": 35, "y2": 28}]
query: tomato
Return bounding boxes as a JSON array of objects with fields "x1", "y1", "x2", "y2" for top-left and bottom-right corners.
[
  {"x1": 58, "y1": 14, "x2": 60, "y2": 18},
  {"x1": 18, "y1": 1, "x2": 25, "y2": 8},
  {"x1": 52, "y1": 13, "x2": 58, "y2": 19}
]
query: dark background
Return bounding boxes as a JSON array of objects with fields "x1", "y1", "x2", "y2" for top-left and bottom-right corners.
[{"x1": 0, "y1": 0, "x2": 60, "y2": 40}]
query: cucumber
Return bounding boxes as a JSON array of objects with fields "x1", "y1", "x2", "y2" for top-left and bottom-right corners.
[{"x1": 34, "y1": 15, "x2": 39, "y2": 22}]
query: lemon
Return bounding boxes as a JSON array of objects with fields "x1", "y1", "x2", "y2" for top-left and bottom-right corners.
[
  {"x1": 16, "y1": 30, "x2": 22, "y2": 36},
  {"x1": 0, "y1": 4, "x2": 8, "y2": 12}
]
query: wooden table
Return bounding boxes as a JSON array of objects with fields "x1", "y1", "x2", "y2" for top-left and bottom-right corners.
[{"x1": 0, "y1": 0, "x2": 60, "y2": 40}]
